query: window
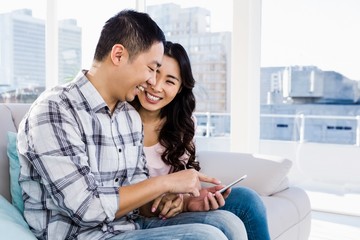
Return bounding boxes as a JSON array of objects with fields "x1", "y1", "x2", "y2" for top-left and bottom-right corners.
[
  {"x1": 260, "y1": 0, "x2": 360, "y2": 195},
  {"x1": 0, "y1": 0, "x2": 46, "y2": 103},
  {"x1": 261, "y1": 0, "x2": 360, "y2": 145}
]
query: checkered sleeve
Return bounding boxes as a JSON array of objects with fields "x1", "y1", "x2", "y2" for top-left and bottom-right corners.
[{"x1": 20, "y1": 101, "x2": 119, "y2": 227}]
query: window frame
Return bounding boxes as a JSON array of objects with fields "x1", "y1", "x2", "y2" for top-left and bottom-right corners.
[{"x1": 230, "y1": 0, "x2": 261, "y2": 152}]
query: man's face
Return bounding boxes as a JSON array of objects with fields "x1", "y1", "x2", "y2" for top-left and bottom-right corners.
[{"x1": 113, "y1": 42, "x2": 164, "y2": 102}]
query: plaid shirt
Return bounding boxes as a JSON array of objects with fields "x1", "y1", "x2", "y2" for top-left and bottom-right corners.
[{"x1": 17, "y1": 70, "x2": 148, "y2": 240}]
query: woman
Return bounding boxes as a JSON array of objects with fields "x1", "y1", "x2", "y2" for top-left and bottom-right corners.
[{"x1": 131, "y1": 41, "x2": 271, "y2": 240}]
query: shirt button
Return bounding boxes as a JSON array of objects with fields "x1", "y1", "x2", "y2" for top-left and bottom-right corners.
[
  {"x1": 118, "y1": 148, "x2": 122, "y2": 152},
  {"x1": 114, "y1": 178, "x2": 119, "y2": 182}
]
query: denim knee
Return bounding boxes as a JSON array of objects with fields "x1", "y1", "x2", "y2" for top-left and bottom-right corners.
[
  {"x1": 222, "y1": 187, "x2": 271, "y2": 240},
  {"x1": 227, "y1": 187, "x2": 267, "y2": 215},
  {"x1": 209, "y1": 210, "x2": 248, "y2": 240},
  {"x1": 185, "y1": 223, "x2": 228, "y2": 240}
]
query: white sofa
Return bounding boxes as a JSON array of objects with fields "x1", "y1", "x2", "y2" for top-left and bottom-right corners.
[{"x1": 0, "y1": 103, "x2": 311, "y2": 239}]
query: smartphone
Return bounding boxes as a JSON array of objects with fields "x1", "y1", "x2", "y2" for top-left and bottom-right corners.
[{"x1": 218, "y1": 174, "x2": 247, "y2": 194}]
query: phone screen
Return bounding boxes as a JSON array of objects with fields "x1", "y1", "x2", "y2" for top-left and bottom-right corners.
[{"x1": 218, "y1": 174, "x2": 247, "y2": 193}]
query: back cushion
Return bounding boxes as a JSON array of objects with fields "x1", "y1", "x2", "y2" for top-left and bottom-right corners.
[
  {"x1": 197, "y1": 150, "x2": 292, "y2": 196},
  {"x1": 0, "y1": 104, "x2": 30, "y2": 202},
  {"x1": 0, "y1": 105, "x2": 17, "y2": 201}
]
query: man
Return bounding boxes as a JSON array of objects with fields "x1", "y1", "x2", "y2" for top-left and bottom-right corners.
[{"x1": 17, "y1": 10, "x2": 246, "y2": 240}]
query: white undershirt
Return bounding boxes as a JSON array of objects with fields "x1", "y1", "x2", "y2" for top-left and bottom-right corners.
[{"x1": 143, "y1": 143, "x2": 171, "y2": 177}]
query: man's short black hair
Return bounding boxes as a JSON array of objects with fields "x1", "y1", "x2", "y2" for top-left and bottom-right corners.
[{"x1": 94, "y1": 9, "x2": 166, "y2": 62}]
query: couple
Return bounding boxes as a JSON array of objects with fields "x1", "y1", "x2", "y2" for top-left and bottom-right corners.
[{"x1": 17, "y1": 9, "x2": 271, "y2": 240}]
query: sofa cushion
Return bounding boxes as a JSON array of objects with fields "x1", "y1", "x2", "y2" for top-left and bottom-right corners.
[
  {"x1": 7, "y1": 131, "x2": 24, "y2": 213},
  {"x1": 197, "y1": 151, "x2": 292, "y2": 196},
  {"x1": 261, "y1": 188, "x2": 312, "y2": 240},
  {"x1": 0, "y1": 195, "x2": 36, "y2": 239}
]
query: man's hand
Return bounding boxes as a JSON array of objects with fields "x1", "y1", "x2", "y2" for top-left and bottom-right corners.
[
  {"x1": 167, "y1": 169, "x2": 221, "y2": 197},
  {"x1": 152, "y1": 193, "x2": 184, "y2": 219},
  {"x1": 128, "y1": 170, "x2": 221, "y2": 219}
]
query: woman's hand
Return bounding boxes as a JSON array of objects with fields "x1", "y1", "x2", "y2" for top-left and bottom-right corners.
[
  {"x1": 152, "y1": 193, "x2": 184, "y2": 219},
  {"x1": 185, "y1": 185, "x2": 231, "y2": 212}
]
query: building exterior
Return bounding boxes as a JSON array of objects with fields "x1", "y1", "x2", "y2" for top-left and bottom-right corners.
[
  {"x1": 0, "y1": 9, "x2": 45, "y2": 89},
  {"x1": 147, "y1": 3, "x2": 231, "y2": 113},
  {"x1": 261, "y1": 66, "x2": 360, "y2": 145},
  {"x1": 58, "y1": 19, "x2": 82, "y2": 84},
  {"x1": 0, "y1": 9, "x2": 81, "y2": 102}
]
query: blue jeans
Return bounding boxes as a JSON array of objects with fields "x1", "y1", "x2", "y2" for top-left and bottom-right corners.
[
  {"x1": 110, "y1": 210, "x2": 247, "y2": 240},
  {"x1": 220, "y1": 187, "x2": 271, "y2": 240}
]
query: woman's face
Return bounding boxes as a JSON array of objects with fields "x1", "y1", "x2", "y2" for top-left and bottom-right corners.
[{"x1": 137, "y1": 55, "x2": 182, "y2": 113}]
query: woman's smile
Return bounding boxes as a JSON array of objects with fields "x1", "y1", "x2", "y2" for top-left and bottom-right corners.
[{"x1": 145, "y1": 91, "x2": 162, "y2": 103}]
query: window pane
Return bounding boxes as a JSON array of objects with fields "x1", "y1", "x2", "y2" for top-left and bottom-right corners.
[
  {"x1": 0, "y1": 0, "x2": 46, "y2": 103},
  {"x1": 261, "y1": 0, "x2": 360, "y2": 145},
  {"x1": 260, "y1": 0, "x2": 360, "y2": 194}
]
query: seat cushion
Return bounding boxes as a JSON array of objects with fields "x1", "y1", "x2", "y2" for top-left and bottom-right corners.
[{"x1": 261, "y1": 187, "x2": 311, "y2": 239}]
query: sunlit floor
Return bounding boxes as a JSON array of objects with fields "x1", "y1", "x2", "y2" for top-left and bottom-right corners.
[
  {"x1": 309, "y1": 211, "x2": 360, "y2": 240},
  {"x1": 306, "y1": 190, "x2": 360, "y2": 240},
  {"x1": 306, "y1": 190, "x2": 360, "y2": 216}
]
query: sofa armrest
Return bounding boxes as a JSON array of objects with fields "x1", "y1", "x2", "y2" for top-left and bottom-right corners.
[{"x1": 196, "y1": 151, "x2": 292, "y2": 196}]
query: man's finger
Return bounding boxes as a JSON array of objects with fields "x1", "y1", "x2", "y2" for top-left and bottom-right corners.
[
  {"x1": 197, "y1": 172, "x2": 221, "y2": 185},
  {"x1": 191, "y1": 188, "x2": 201, "y2": 197}
]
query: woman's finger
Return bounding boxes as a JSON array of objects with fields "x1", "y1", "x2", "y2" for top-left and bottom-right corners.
[
  {"x1": 207, "y1": 192, "x2": 221, "y2": 210},
  {"x1": 152, "y1": 195, "x2": 163, "y2": 212}
]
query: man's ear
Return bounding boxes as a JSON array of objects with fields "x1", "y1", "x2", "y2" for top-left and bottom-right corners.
[{"x1": 111, "y1": 44, "x2": 125, "y2": 65}]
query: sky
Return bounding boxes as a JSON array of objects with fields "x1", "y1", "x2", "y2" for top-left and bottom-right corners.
[
  {"x1": 1, "y1": 0, "x2": 359, "y2": 80},
  {"x1": 261, "y1": 0, "x2": 360, "y2": 80}
]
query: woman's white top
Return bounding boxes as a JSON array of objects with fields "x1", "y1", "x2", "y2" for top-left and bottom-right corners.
[{"x1": 143, "y1": 143, "x2": 171, "y2": 177}]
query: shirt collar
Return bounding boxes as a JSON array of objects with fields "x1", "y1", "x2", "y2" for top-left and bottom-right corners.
[{"x1": 74, "y1": 70, "x2": 127, "y2": 114}]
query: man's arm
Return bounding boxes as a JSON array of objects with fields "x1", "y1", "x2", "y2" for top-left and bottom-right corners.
[
  {"x1": 115, "y1": 169, "x2": 219, "y2": 218},
  {"x1": 19, "y1": 102, "x2": 221, "y2": 225},
  {"x1": 18, "y1": 102, "x2": 121, "y2": 227}
]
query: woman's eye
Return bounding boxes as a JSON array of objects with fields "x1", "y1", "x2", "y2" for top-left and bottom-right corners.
[
  {"x1": 166, "y1": 80, "x2": 175, "y2": 85},
  {"x1": 149, "y1": 67, "x2": 155, "y2": 72}
]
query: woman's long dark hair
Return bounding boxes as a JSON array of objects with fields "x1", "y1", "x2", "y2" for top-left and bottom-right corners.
[{"x1": 132, "y1": 41, "x2": 200, "y2": 172}]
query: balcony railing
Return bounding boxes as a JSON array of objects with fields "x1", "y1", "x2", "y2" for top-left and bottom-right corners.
[
  {"x1": 195, "y1": 111, "x2": 360, "y2": 195},
  {"x1": 195, "y1": 112, "x2": 360, "y2": 146}
]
